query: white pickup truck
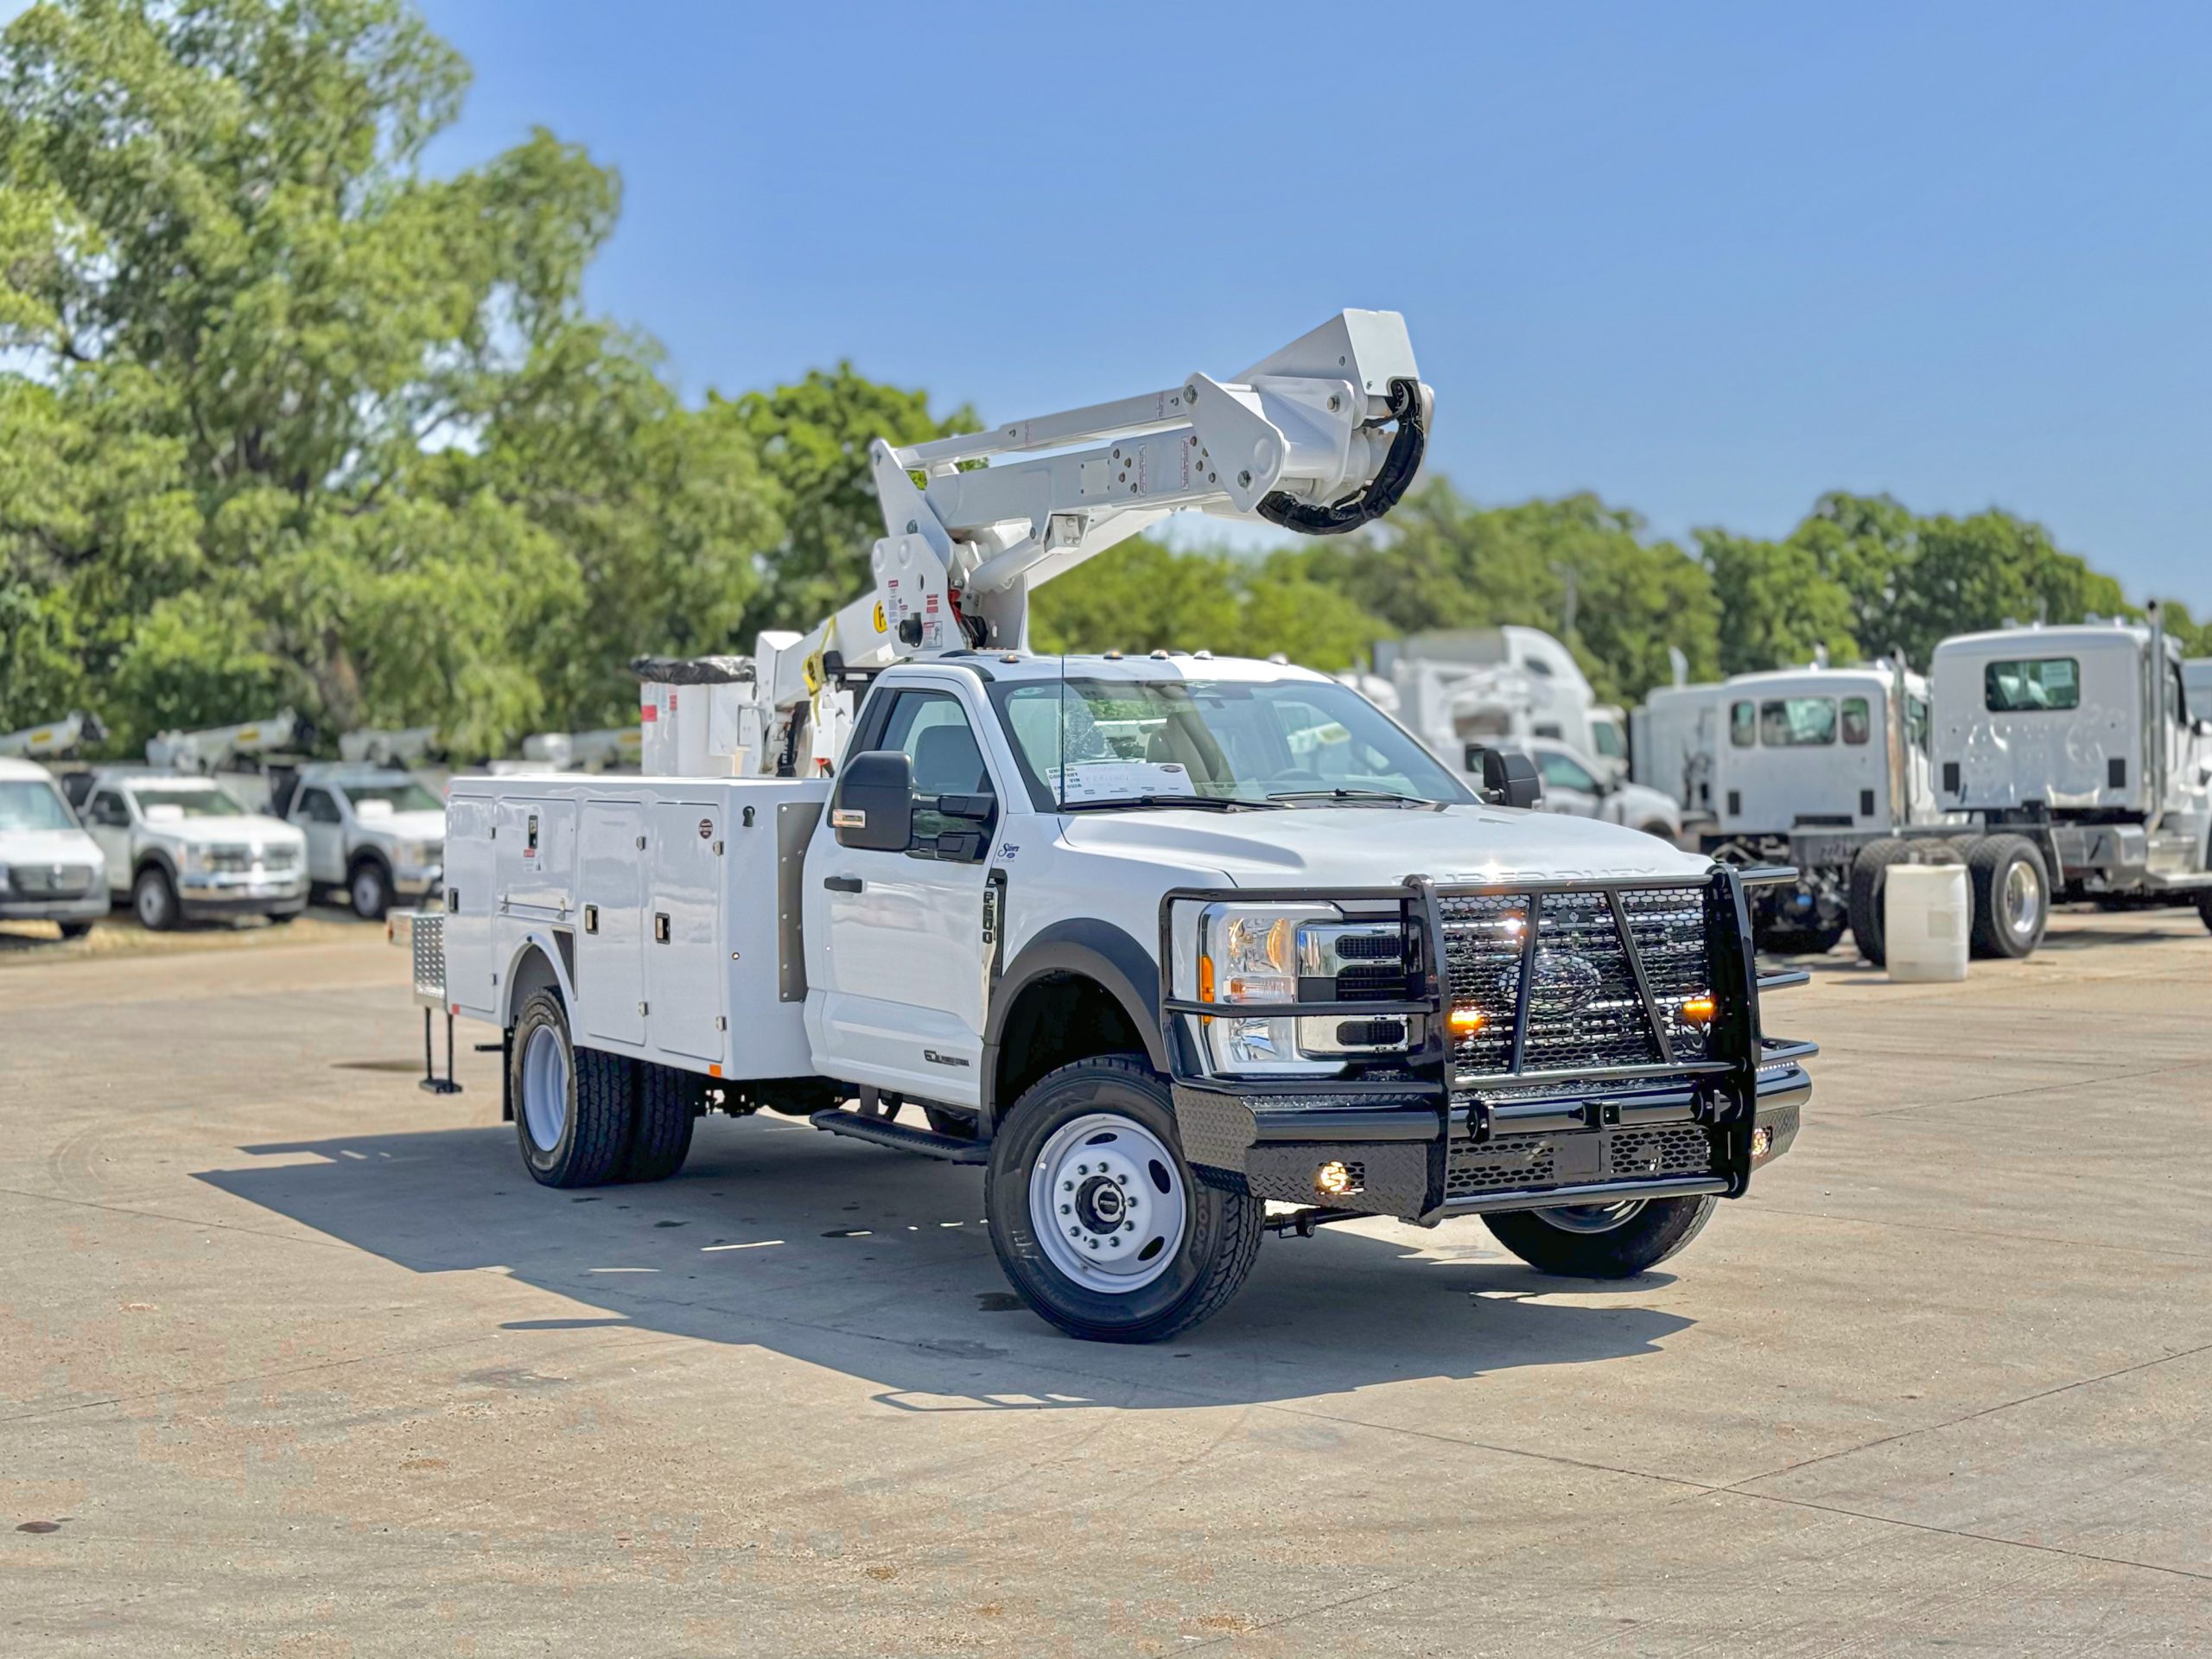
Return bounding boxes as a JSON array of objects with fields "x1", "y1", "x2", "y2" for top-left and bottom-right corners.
[{"x1": 404, "y1": 312, "x2": 1815, "y2": 1341}]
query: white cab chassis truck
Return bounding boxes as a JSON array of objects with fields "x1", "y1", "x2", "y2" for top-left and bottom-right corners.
[
  {"x1": 1927, "y1": 620, "x2": 2212, "y2": 933},
  {"x1": 404, "y1": 315, "x2": 1815, "y2": 1341}
]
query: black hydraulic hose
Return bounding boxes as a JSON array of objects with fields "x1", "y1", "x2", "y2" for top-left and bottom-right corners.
[{"x1": 1255, "y1": 377, "x2": 1433, "y2": 537}]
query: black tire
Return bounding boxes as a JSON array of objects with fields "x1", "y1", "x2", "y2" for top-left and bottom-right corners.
[
  {"x1": 1636, "y1": 820, "x2": 1675, "y2": 840},
  {"x1": 1483, "y1": 1194, "x2": 1718, "y2": 1278},
  {"x1": 1760, "y1": 916, "x2": 1847, "y2": 956},
  {"x1": 984, "y1": 1053, "x2": 1263, "y2": 1344},
  {"x1": 57, "y1": 920, "x2": 95, "y2": 940},
  {"x1": 622, "y1": 1062, "x2": 696, "y2": 1182},
  {"x1": 922, "y1": 1103, "x2": 978, "y2": 1140},
  {"x1": 1967, "y1": 834, "x2": 2049, "y2": 959},
  {"x1": 511, "y1": 989, "x2": 634, "y2": 1188},
  {"x1": 2197, "y1": 892, "x2": 2212, "y2": 935},
  {"x1": 132, "y1": 864, "x2": 181, "y2": 931},
  {"x1": 1846, "y1": 836, "x2": 1911, "y2": 965},
  {"x1": 264, "y1": 908, "x2": 299, "y2": 925},
  {"x1": 346, "y1": 857, "x2": 392, "y2": 921}
]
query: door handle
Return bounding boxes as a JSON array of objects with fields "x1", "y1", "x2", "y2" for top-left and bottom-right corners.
[
  {"x1": 823, "y1": 874, "x2": 863, "y2": 893},
  {"x1": 653, "y1": 912, "x2": 671, "y2": 943}
]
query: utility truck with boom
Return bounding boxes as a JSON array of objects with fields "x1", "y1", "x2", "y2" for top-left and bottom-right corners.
[{"x1": 404, "y1": 313, "x2": 1815, "y2": 1342}]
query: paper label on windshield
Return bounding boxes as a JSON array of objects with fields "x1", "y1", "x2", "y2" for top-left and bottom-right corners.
[{"x1": 1053, "y1": 760, "x2": 1196, "y2": 804}]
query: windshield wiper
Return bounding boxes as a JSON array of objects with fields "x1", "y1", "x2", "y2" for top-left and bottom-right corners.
[
  {"x1": 1058, "y1": 794, "x2": 1280, "y2": 813},
  {"x1": 1266, "y1": 788, "x2": 1436, "y2": 806}
]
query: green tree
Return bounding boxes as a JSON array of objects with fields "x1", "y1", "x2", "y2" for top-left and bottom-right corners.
[
  {"x1": 0, "y1": 0, "x2": 780, "y2": 753},
  {"x1": 715, "y1": 363, "x2": 976, "y2": 639},
  {"x1": 1697, "y1": 528, "x2": 1860, "y2": 675}
]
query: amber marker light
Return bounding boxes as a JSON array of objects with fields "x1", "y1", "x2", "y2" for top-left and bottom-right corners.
[
  {"x1": 1448, "y1": 1006, "x2": 1485, "y2": 1034},
  {"x1": 1681, "y1": 995, "x2": 1717, "y2": 1025}
]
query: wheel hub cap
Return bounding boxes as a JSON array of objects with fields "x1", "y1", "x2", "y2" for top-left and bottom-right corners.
[
  {"x1": 520, "y1": 1025, "x2": 569, "y2": 1152},
  {"x1": 1028, "y1": 1113, "x2": 1187, "y2": 1294}
]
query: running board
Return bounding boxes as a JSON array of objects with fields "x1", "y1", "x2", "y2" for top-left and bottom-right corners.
[{"x1": 809, "y1": 1108, "x2": 990, "y2": 1163}]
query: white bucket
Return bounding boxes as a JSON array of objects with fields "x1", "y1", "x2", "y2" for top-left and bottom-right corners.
[{"x1": 1886, "y1": 861, "x2": 1969, "y2": 982}]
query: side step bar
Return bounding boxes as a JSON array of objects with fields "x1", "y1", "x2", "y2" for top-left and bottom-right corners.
[{"x1": 809, "y1": 1107, "x2": 990, "y2": 1164}]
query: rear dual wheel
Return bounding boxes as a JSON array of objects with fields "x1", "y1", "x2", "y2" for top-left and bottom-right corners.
[{"x1": 512, "y1": 990, "x2": 695, "y2": 1187}]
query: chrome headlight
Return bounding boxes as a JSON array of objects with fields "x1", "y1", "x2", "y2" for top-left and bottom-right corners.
[
  {"x1": 397, "y1": 840, "x2": 435, "y2": 868},
  {"x1": 1171, "y1": 901, "x2": 1410, "y2": 1077}
]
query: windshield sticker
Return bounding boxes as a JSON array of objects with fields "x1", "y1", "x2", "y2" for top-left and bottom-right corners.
[{"x1": 1054, "y1": 760, "x2": 1197, "y2": 803}]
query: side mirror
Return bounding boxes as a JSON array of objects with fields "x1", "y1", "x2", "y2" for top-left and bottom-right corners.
[
  {"x1": 1469, "y1": 746, "x2": 1543, "y2": 809},
  {"x1": 830, "y1": 750, "x2": 914, "y2": 851}
]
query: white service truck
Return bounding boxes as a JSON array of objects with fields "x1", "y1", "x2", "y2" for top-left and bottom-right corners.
[
  {"x1": 77, "y1": 768, "x2": 308, "y2": 928},
  {"x1": 404, "y1": 314, "x2": 1815, "y2": 1342},
  {"x1": 1381, "y1": 627, "x2": 1629, "y2": 785},
  {"x1": 1630, "y1": 681, "x2": 1726, "y2": 822},
  {"x1": 0, "y1": 757, "x2": 108, "y2": 938},
  {"x1": 1523, "y1": 736, "x2": 1682, "y2": 839},
  {"x1": 275, "y1": 764, "x2": 447, "y2": 919}
]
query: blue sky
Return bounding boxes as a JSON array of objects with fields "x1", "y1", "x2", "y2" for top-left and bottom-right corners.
[{"x1": 44, "y1": 1, "x2": 2212, "y2": 604}]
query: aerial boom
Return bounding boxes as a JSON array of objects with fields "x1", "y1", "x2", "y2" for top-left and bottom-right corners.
[{"x1": 751, "y1": 309, "x2": 1430, "y2": 773}]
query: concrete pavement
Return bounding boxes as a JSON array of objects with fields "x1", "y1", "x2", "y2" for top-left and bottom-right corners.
[{"x1": 2, "y1": 910, "x2": 2207, "y2": 1655}]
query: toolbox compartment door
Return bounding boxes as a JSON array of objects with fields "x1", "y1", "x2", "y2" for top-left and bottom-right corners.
[
  {"x1": 646, "y1": 800, "x2": 726, "y2": 1064},
  {"x1": 440, "y1": 794, "x2": 496, "y2": 1014},
  {"x1": 577, "y1": 800, "x2": 646, "y2": 1046}
]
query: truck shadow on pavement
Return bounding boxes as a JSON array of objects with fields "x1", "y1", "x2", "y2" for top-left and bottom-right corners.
[{"x1": 195, "y1": 1115, "x2": 1695, "y2": 1411}]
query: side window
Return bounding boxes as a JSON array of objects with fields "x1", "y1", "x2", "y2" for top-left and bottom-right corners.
[
  {"x1": 2171, "y1": 663, "x2": 2189, "y2": 727},
  {"x1": 879, "y1": 690, "x2": 995, "y2": 847},
  {"x1": 1536, "y1": 750, "x2": 1599, "y2": 793},
  {"x1": 1840, "y1": 696, "x2": 1872, "y2": 745},
  {"x1": 87, "y1": 791, "x2": 127, "y2": 828},
  {"x1": 1761, "y1": 697, "x2": 1837, "y2": 747},
  {"x1": 298, "y1": 788, "x2": 340, "y2": 824},
  {"x1": 1729, "y1": 702, "x2": 1756, "y2": 747},
  {"x1": 1907, "y1": 696, "x2": 1931, "y2": 749}
]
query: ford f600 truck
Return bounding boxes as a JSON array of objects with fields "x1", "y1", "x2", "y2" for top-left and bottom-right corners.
[{"x1": 404, "y1": 313, "x2": 1815, "y2": 1340}]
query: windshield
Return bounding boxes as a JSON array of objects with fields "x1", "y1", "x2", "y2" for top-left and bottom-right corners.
[
  {"x1": 342, "y1": 779, "x2": 442, "y2": 813},
  {"x1": 994, "y1": 677, "x2": 1471, "y2": 809},
  {"x1": 128, "y1": 785, "x2": 246, "y2": 818},
  {"x1": 0, "y1": 779, "x2": 78, "y2": 833}
]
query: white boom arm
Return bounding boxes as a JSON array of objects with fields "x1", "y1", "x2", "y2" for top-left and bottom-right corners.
[
  {"x1": 145, "y1": 711, "x2": 303, "y2": 772},
  {"x1": 0, "y1": 710, "x2": 105, "y2": 759},
  {"x1": 750, "y1": 310, "x2": 1429, "y2": 772},
  {"x1": 338, "y1": 727, "x2": 439, "y2": 767}
]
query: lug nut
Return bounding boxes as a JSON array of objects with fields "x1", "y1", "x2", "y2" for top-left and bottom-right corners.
[{"x1": 1060, "y1": 1204, "x2": 1071, "y2": 1215}]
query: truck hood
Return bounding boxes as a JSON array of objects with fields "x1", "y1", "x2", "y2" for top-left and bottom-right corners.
[
  {"x1": 0, "y1": 828, "x2": 105, "y2": 868},
  {"x1": 159, "y1": 815, "x2": 305, "y2": 851},
  {"x1": 352, "y1": 810, "x2": 445, "y2": 843},
  {"x1": 1058, "y1": 803, "x2": 1707, "y2": 887}
]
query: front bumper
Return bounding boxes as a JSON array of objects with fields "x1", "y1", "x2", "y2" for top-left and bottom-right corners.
[
  {"x1": 1162, "y1": 867, "x2": 1815, "y2": 1224},
  {"x1": 393, "y1": 862, "x2": 442, "y2": 899},
  {"x1": 176, "y1": 871, "x2": 308, "y2": 917},
  {"x1": 0, "y1": 889, "x2": 109, "y2": 924}
]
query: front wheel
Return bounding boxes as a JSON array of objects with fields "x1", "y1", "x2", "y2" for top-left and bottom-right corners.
[
  {"x1": 347, "y1": 859, "x2": 392, "y2": 921},
  {"x1": 132, "y1": 865, "x2": 180, "y2": 931},
  {"x1": 1483, "y1": 1194, "x2": 1717, "y2": 1277},
  {"x1": 985, "y1": 1054, "x2": 1262, "y2": 1344}
]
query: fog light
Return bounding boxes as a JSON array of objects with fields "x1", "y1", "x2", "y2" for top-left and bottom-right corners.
[
  {"x1": 1751, "y1": 1124, "x2": 1775, "y2": 1160},
  {"x1": 1314, "y1": 1160, "x2": 1362, "y2": 1198}
]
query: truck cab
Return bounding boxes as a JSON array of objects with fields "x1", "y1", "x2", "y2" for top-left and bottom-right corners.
[
  {"x1": 1932, "y1": 623, "x2": 2212, "y2": 901},
  {"x1": 78, "y1": 769, "x2": 307, "y2": 930},
  {"x1": 0, "y1": 757, "x2": 107, "y2": 938},
  {"x1": 282, "y1": 765, "x2": 447, "y2": 919}
]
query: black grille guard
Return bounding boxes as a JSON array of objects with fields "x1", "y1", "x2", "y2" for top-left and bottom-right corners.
[{"x1": 1158, "y1": 864, "x2": 1818, "y2": 1210}]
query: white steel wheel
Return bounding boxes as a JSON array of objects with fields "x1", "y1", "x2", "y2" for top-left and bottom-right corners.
[
  {"x1": 1027, "y1": 1111, "x2": 1188, "y2": 1294},
  {"x1": 2002, "y1": 856, "x2": 2044, "y2": 944},
  {"x1": 520, "y1": 1021, "x2": 571, "y2": 1153}
]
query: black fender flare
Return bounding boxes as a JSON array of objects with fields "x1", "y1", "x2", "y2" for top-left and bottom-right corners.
[
  {"x1": 133, "y1": 847, "x2": 180, "y2": 887},
  {"x1": 981, "y1": 919, "x2": 1165, "y2": 1130}
]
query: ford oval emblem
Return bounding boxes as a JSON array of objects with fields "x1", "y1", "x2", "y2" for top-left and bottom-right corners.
[{"x1": 1503, "y1": 950, "x2": 1603, "y2": 1018}]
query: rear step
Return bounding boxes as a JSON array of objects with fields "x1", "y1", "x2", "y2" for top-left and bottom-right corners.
[{"x1": 809, "y1": 1107, "x2": 989, "y2": 1164}]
